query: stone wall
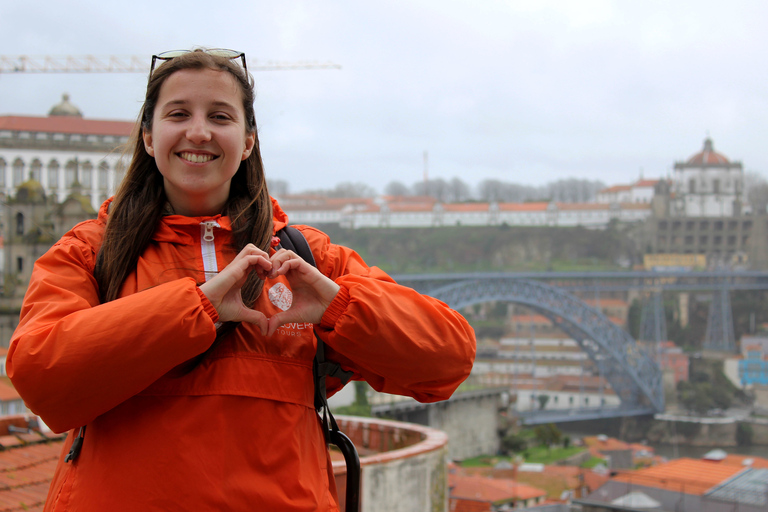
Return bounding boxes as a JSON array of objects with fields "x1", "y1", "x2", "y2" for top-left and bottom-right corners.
[
  {"x1": 335, "y1": 416, "x2": 449, "y2": 512},
  {"x1": 370, "y1": 389, "x2": 505, "y2": 460}
]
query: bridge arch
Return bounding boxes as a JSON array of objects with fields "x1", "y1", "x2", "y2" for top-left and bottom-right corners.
[{"x1": 428, "y1": 278, "x2": 664, "y2": 412}]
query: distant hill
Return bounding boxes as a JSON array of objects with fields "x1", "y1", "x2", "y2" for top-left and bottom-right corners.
[{"x1": 306, "y1": 223, "x2": 642, "y2": 274}]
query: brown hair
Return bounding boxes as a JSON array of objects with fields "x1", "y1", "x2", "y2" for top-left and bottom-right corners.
[{"x1": 94, "y1": 50, "x2": 272, "y2": 314}]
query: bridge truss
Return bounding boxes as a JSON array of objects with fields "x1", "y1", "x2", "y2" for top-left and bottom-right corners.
[{"x1": 418, "y1": 278, "x2": 665, "y2": 420}]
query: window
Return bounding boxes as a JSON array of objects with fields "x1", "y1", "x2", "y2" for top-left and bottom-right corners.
[
  {"x1": 15, "y1": 212, "x2": 23, "y2": 235},
  {"x1": 98, "y1": 161, "x2": 109, "y2": 191},
  {"x1": 16, "y1": 257, "x2": 23, "y2": 273},
  {"x1": 30, "y1": 159, "x2": 42, "y2": 182},
  {"x1": 713, "y1": 179, "x2": 720, "y2": 194},
  {"x1": 12, "y1": 158, "x2": 24, "y2": 186},
  {"x1": 48, "y1": 161, "x2": 59, "y2": 189},
  {"x1": 65, "y1": 160, "x2": 78, "y2": 187},
  {"x1": 81, "y1": 161, "x2": 93, "y2": 188},
  {"x1": 689, "y1": 179, "x2": 696, "y2": 193},
  {"x1": 0, "y1": 158, "x2": 5, "y2": 187}
]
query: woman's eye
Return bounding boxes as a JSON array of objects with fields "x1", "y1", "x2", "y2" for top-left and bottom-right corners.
[{"x1": 212, "y1": 113, "x2": 232, "y2": 121}]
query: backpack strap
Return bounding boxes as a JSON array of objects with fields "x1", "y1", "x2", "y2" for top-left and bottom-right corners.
[{"x1": 276, "y1": 227, "x2": 353, "y2": 438}]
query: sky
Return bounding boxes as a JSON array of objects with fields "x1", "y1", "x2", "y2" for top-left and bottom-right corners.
[{"x1": 2, "y1": 0, "x2": 767, "y2": 195}]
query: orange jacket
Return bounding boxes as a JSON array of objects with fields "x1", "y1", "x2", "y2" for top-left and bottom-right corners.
[{"x1": 8, "y1": 198, "x2": 476, "y2": 511}]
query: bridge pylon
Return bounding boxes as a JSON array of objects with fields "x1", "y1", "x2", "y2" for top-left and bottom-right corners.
[
  {"x1": 704, "y1": 287, "x2": 737, "y2": 353},
  {"x1": 639, "y1": 290, "x2": 667, "y2": 344}
]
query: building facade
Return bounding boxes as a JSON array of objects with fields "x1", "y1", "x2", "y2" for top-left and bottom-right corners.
[{"x1": 0, "y1": 94, "x2": 133, "y2": 211}]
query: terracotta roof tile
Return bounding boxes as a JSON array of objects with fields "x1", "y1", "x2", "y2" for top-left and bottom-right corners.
[
  {"x1": 556, "y1": 203, "x2": 610, "y2": 211},
  {"x1": 498, "y1": 202, "x2": 550, "y2": 212},
  {"x1": 443, "y1": 203, "x2": 491, "y2": 212},
  {"x1": 0, "y1": 115, "x2": 134, "y2": 137},
  {"x1": 612, "y1": 458, "x2": 744, "y2": 495},
  {"x1": 450, "y1": 474, "x2": 546, "y2": 503}
]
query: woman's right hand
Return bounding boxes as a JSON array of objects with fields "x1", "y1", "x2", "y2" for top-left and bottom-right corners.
[{"x1": 198, "y1": 244, "x2": 273, "y2": 332}]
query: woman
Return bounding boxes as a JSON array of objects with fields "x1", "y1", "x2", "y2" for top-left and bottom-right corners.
[{"x1": 7, "y1": 49, "x2": 475, "y2": 511}]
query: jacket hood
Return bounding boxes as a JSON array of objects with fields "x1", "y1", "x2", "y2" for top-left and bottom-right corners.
[{"x1": 97, "y1": 196, "x2": 291, "y2": 237}]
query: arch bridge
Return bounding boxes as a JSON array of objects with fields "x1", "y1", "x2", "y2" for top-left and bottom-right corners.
[{"x1": 402, "y1": 276, "x2": 665, "y2": 423}]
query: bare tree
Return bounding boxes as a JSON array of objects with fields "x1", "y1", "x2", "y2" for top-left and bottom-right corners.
[
  {"x1": 413, "y1": 178, "x2": 449, "y2": 202},
  {"x1": 384, "y1": 180, "x2": 411, "y2": 197},
  {"x1": 745, "y1": 171, "x2": 768, "y2": 214},
  {"x1": 447, "y1": 177, "x2": 472, "y2": 202}
]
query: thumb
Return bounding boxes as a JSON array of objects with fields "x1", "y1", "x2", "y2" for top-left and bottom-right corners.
[{"x1": 266, "y1": 312, "x2": 296, "y2": 337}]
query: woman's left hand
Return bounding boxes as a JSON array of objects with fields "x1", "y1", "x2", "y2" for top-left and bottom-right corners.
[{"x1": 265, "y1": 249, "x2": 340, "y2": 336}]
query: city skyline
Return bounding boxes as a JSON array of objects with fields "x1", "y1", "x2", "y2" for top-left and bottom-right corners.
[{"x1": 2, "y1": 1, "x2": 768, "y2": 194}]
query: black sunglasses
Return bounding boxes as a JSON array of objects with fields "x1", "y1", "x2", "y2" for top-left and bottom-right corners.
[{"x1": 149, "y1": 49, "x2": 247, "y2": 80}]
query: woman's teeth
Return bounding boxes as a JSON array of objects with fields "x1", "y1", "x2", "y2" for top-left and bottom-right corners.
[{"x1": 180, "y1": 152, "x2": 214, "y2": 163}]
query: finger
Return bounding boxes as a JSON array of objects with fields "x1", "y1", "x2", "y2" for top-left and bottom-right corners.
[
  {"x1": 267, "y1": 313, "x2": 288, "y2": 336},
  {"x1": 239, "y1": 308, "x2": 269, "y2": 335}
]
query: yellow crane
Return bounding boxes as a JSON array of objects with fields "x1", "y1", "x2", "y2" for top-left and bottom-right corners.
[{"x1": 0, "y1": 55, "x2": 341, "y2": 74}]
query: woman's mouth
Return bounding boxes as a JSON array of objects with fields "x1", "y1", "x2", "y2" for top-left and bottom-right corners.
[{"x1": 179, "y1": 152, "x2": 217, "y2": 164}]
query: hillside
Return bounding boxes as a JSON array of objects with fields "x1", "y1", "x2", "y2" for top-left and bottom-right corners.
[{"x1": 307, "y1": 222, "x2": 642, "y2": 274}]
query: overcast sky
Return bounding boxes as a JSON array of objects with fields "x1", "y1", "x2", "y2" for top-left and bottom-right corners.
[{"x1": 2, "y1": 1, "x2": 767, "y2": 195}]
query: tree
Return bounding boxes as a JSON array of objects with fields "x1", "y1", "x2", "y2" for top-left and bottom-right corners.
[
  {"x1": 745, "y1": 171, "x2": 768, "y2": 214},
  {"x1": 447, "y1": 177, "x2": 472, "y2": 203},
  {"x1": 537, "y1": 394, "x2": 550, "y2": 410},
  {"x1": 533, "y1": 423, "x2": 562, "y2": 451},
  {"x1": 384, "y1": 180, "x2": 410, "y2": 197},
  {"x1": 501, "y1": 432, "x2": 528, "y2": 455}
]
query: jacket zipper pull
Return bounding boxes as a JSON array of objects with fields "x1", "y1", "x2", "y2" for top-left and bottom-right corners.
[{"x1": 202, "y1": 221, "x2": 216, "y2": 242}]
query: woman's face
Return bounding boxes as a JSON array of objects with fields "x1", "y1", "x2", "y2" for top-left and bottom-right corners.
[{"x1": 142, "y1": 68, "x2": 255, "y2": 217}]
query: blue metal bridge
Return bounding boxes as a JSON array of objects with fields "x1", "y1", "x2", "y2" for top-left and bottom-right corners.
[{"x1": 393, "y1": 270, "x2": 768, "y2": 424}]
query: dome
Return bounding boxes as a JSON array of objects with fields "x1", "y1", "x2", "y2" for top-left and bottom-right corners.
[
  {"x1": 48, "y1": 93, "x2": 83, "y2": 117},
  {"x1": 687, "y1": 138, "x2": 730, "y2": 165}
]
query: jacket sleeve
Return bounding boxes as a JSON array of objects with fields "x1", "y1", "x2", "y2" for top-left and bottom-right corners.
[
  {"x1": 299, "y1": 226, "x2": 476, "y2": 403},
  {"x1": 6, "y1": 236, "x2": 218, "y2": 433}
]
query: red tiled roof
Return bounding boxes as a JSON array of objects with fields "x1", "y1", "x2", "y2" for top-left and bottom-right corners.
[
  {"x1": 387, "y1": 203, "x2": 434, "y2": 212},
  {"x1": 443, "y1": 203, "x2": 491, "y2": 212},
  {"x1": 686, "y1": 138, "x2": 730, "y2": 165},
  {"x1": 556, "y1": 203, "x2": 610, "y2": 211},
  {"x1": 0, "y1": 115, "x2": 134, "y2": 137},
  {"x1": 633, "y1": 179, "x2": 660, "y2": 187},
  {"x1": 0, "y1": 381, "x2": 20, "y2": 402},
  {"x1": 498, "y1": 202, "x2": 549, "y2": 212},
  {"x1": 450, "y1": 474, "x2": 546, "y2": 503},
  {"x1": 598, "y1": 185, "x2": 631, "y2": 194},
  {"x1": 449, "y1": 498, "x2": 492, "y2": 512},
  {"x1": 0, "y1": 416, "x2": 67, "y2": 512},
  {"x1": 612, "y1": 457, "x2": 744, "y2": 495}
]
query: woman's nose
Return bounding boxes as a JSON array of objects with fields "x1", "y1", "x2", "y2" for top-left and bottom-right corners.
[{"x1": 186, "y1": 116, "x2": 212, "y2": 144}]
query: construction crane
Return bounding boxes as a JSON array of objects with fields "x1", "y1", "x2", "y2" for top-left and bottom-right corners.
[{"x1": 0, "y1": 55, "x2": 341, "y2": 74}]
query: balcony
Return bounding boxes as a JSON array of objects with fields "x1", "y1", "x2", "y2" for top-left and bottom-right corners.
[{"x1": 332, "y1": 416, "x2": 450, "y2": 512}]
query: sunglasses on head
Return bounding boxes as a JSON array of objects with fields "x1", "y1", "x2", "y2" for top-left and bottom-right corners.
[{"x1": 149, "y1": 49, "x2": 247, "y2": 81}]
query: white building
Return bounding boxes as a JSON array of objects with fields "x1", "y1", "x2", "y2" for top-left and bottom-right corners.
[
  {"x1": 0, "y1": 94, "x2": 134, "y2": 210},
  {"x1": 670, "y1": 138, "x2": 744, "y2": 217}
]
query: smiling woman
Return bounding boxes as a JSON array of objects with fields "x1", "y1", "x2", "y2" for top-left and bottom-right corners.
[
  {"x1": 142, "y1": 68, "x2": 256, "y2": 217},
  {"x1": 5, "y1": 49, "x2": 476, "y2": 512}
]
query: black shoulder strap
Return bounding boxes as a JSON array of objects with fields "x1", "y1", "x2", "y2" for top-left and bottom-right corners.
[{"x1": 276, "y1": 227, "x2": 353, "y2": 431}]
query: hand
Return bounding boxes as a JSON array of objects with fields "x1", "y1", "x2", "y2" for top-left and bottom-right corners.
[
  {"x1": 264, "y1": 249, "x2": 341, "y2": 336},
  {"x1": 199, "y1": 244, "x2": 273, "y2": 332}
]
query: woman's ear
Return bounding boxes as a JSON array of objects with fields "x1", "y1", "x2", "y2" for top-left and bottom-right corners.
[
  {"x1": 242, "y1": 132, "x2": 256, "y2": 160},
  {"x1": 143, "y1": 130, "x2": 155, "y2": 157}
]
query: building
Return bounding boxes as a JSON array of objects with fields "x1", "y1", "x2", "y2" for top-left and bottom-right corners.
[
  {"x1": 577, "y1": 454, "x2": 768, "y2": 512},
  {"x1": 671, "y1": 138, "x2": 744, "y2": 218},
  {"x1": 0, "y1": 94, "x2": 133, "y2": 211},
  {"x1": 448, "y1": 472, "x2": 547, "y2": 511}
]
